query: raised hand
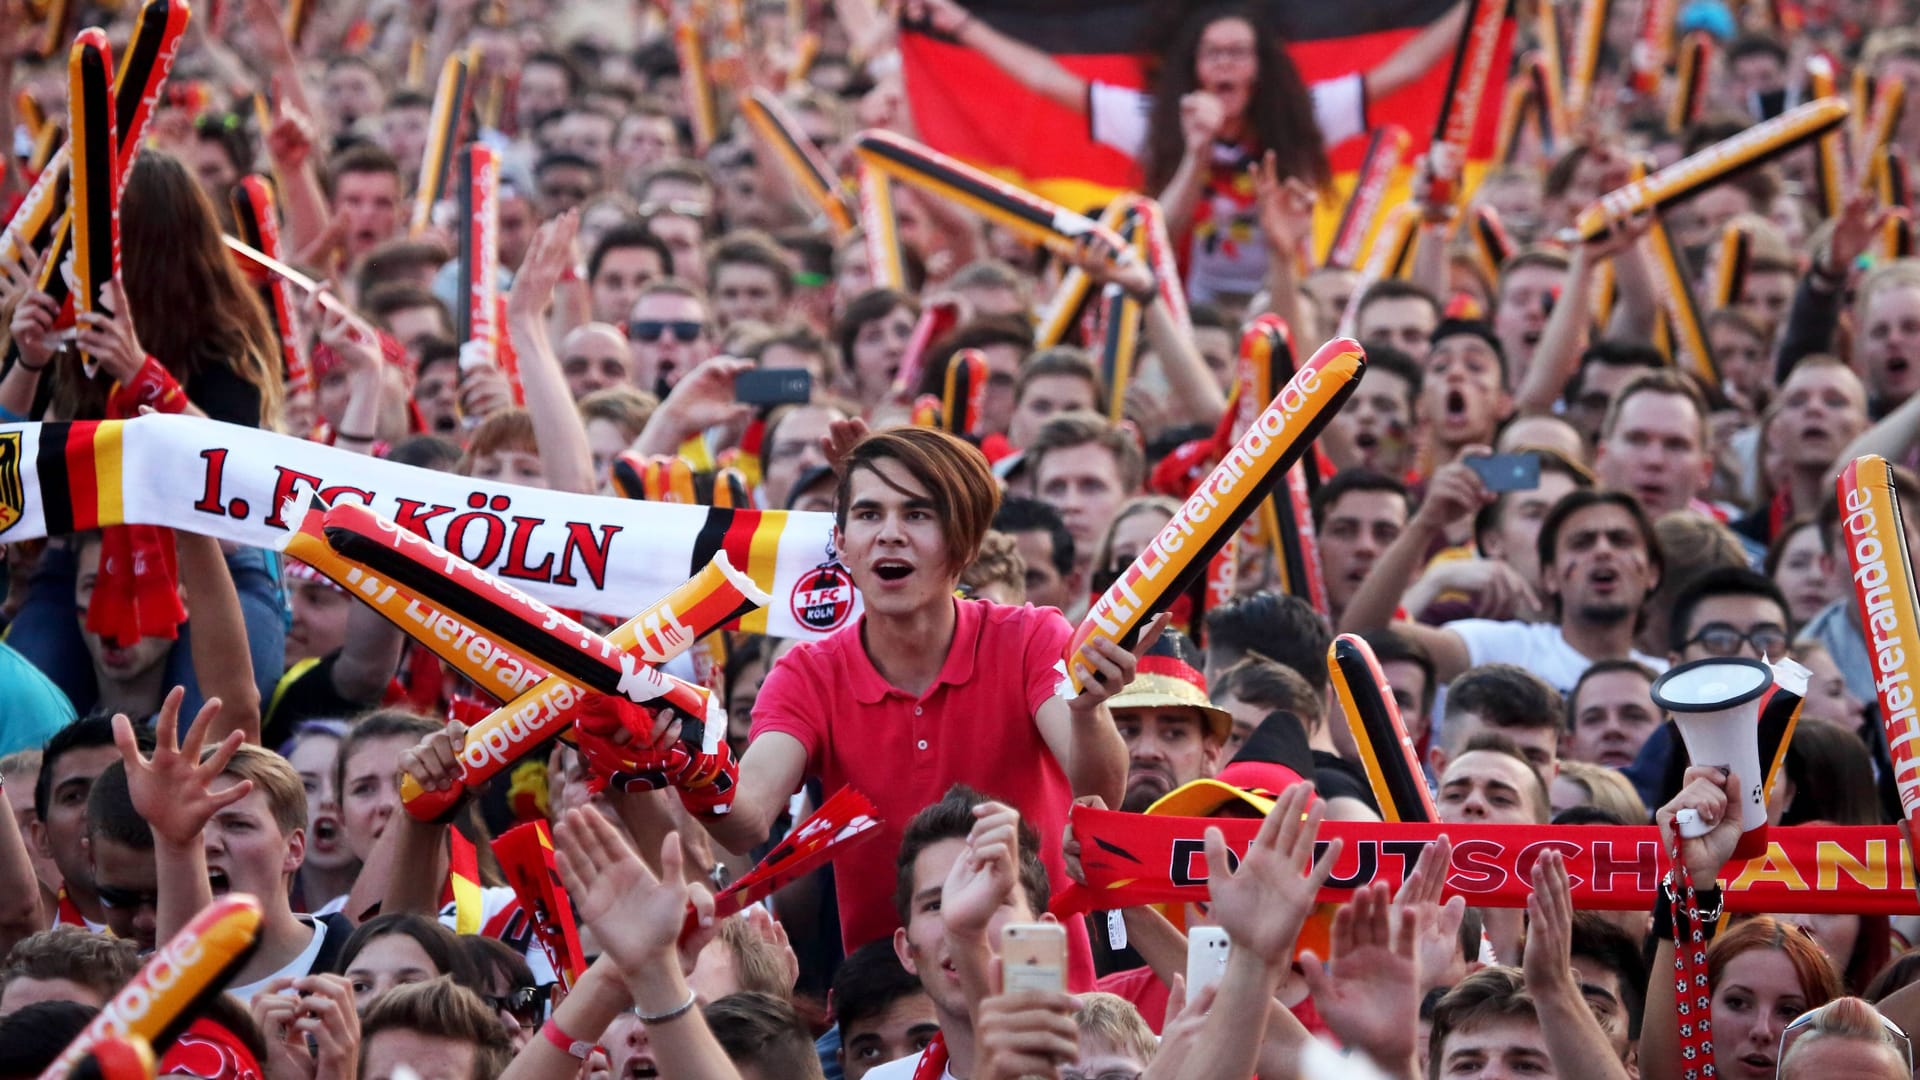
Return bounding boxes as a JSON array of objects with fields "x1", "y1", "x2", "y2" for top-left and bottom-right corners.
[
  {"x1": 554, "y1": 808, "x2": 715, "y2": 978},
  {"x1": 1521, "y1": 850, "x2": 1576, "y2": 995},
  {"x1": 1204, "y1": 782, "x2": 1340, "y2": 968},
  {"x1": 1068, "y1": 611, "x2": 1171, "y2": 713},
  {"x1": 1390, "y1": 835, "x2": 1469, "y2": 993},
  {"x1": 1254, "y1": 149, "x2": 1316, "y2": 257},
  {"x1": 76, "y1": 278, "x2": 149, "y2": 384},
  {"x1": 1179, "y1": 91, "x2": 1224, "y2": 152},
  {"x1": 943, "y1": 801, "x2": 1022, "y2": 937},
  {"x1": 1061, "y1": 794, "x2": 1107, "y2": 887},
  {"x1": 398, "y1": 721, "x2": 469, "y2": 794},
  {"x1": 1300, "y1": 881, "x2": 1420, "y2": 1069},
  {"x1": 975, "y1": 958, "x2": 1079, "y2": 1080},
  {"x1": 820, "y1": 415, "x2": 870, "y2": 473},
  {"x1": 1066, "y1": 232, "x2": 1155, "y2": 301},
  {"x1": 114, "y1": 687, "x2": 251, "y2": 851},
  {"x1": 508, "y1": 210, "x2": 580, "y2": 323},
  {"x1": 1144, "y1": 974, "x2": 1214, "y2": 1079},
  {"x1": 1415, "y1": 449, "x2": 1494, "y2": 531},
  {"x1": 10, "y1": 288, "x2": 59, "y2": 370},
  {"x1": 289, "y1": 973, "x2": 361, "y2": 1077},
  {"x1": 1654, "y1": 765, "x2": 1745, "y2": 882}
]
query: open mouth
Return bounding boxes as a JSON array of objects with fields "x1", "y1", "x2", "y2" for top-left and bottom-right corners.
[
  {"x1": 208, "y1": 869, "x2": 231, "y2": 895},
  {"x1": 314, "y1": 818, "x2": 339, "y2": 845},
  {"x1": 1589, "y1": 566, "x2": 1620, "y2": 589},
  {"x1": 1800, "y1": 424, "x2": 1830, "y2": 443},
  {"x1": 1738, "y1": 1053, "x2": 1773, "y2": 1072},
  {"x1": 1888, "y1": 355, "x2": 1912, "y2": 377},
  {"x1": 623, "y1": 1057, "x2": 659, "y2": 1079},
  {"x1": 873, "y1": 560, "x2": 914, "y2": 582},
  {"x1": 1522, "y1": 328, "x2": 1543, "y2": 347},
  {"x1": 1444, "y1": 389, "x2": 1469, "y2": 420},
  {"x1": 1355, "y1": 430, "x2": 1379, "y2": 449}
]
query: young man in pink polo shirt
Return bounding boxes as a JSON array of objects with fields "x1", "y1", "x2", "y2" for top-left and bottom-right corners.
[{"x1": 708, "y1": 426, "x2": 1159, "y2": 989}]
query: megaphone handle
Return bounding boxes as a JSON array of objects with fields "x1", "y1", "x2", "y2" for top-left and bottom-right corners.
[{"x1": 1674, "y1": 808, "x2": 1711, "y2": 839}]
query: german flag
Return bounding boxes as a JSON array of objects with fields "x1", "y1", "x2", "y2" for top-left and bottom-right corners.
[
  {"x1": 689, "y1": 506, "x2": 790, "y2": 635},
  {"x1": 899, "y1": 0, "x2": 1502, "y2": 212},
  {"x1": 36, "y1": 420, "x2": 126, "y2": 534}
]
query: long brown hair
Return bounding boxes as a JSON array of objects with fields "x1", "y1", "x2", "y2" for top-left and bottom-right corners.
[
  {"x1": 55, "y1": 150, "x2": 281, "y2": 424},
  {"x1": 1139, "y1": 6, "x2": 1330, "y2": 196}
]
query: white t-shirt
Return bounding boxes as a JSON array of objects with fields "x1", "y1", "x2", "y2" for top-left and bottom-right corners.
[
  {"x1": 1429, "y1": 619, "x2": 1670, "y2": 741},
  {"x1": 226, "y1": 916, "x2": 329, "y2": 1003},
  {"x1": 438, "y1": 886, "x2": 559, "y2": 986},
  {"x1": 1084, "y1": 75, "x2": 1367, "y2": 301}
]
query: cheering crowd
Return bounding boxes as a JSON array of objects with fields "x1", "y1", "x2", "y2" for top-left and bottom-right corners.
[{"x1": 1, "y1": 0, "x2": 1920, "y2": 1076}]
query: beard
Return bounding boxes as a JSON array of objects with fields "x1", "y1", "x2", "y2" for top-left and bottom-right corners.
[
  {"x1": 1122, "y1": 769, "x2": 1174, "y2": 813},
  {"x1": 1573, "y1": 601, "x2": 1634, "y2": 627}
]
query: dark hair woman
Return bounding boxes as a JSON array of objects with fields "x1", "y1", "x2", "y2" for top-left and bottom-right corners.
[
  {"x1": 903, "y1": 0, "x2": 1465, "y2": 301},
  {"x1": 0, "y1": 149, "x2": 287, "y2": 721}
]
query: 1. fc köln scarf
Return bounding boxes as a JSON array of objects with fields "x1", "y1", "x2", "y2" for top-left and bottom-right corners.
[{"x1": 0, "y1": 416, "x2": 856, "y2": 638}]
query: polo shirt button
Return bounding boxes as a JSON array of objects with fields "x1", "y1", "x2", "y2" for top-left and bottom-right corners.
[
  {"x1": 917, "y1": 740, "x2": 928, "y2": 750},
  {"x1": 914, "y1": 706, "x2": 923, "y2": 716}
]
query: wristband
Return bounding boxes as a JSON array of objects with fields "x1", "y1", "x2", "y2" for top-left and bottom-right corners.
[
  {"x1": 633, "y1": 990, "x2": 698, "y2": 1025},
  {"x1": 541, "y1": 1017, "x2": 592, "y2": 1060}
]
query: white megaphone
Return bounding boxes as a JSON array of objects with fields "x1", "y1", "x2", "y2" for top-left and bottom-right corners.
[{"x1": 1652, "y1": 657, "x2": 1774, "y2": 861}]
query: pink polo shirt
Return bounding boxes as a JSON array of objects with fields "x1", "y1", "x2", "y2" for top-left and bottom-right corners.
[{"x1": 751, "y1": 597, "x2": 1095, "y2": 988}]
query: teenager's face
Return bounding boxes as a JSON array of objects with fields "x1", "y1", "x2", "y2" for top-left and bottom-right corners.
[
  {"x1": 348, "y1": 932, "x2": 441, "y2": 1010},
  {"x1": 1711, "y1": 323, "x2": 1770, "y2": 407},
  {"x1": 288, "y1": 734, "x2": 352, "y2": 875},
  {"x1": 1775, "y1": 364, "x2": 1868, "y2": 472},
  {"x1": 1858, "y1": 282, "x2": 1920, "y2": 404},
  {"x1": 40, "y1": 744, "x2": 119, "y2": 894},
  {"x1": 893, "y1": 837, "x2": 1036, "y2": 1019},
  {"x1": 206, "y1": 784, "x2": 302, "y2": 907},
  {"x1": 362, "y1": 1028, "x2": 478, "y2": 1080},
  {"x1": 1328, "y1": 369, "x2": 1414, "y2": 474},
  {"x1": 1493, "y1": 263, "x2": 1563, "y2": 371},
  {"x1": 469, "y1": 449, "x2": 548, "y2": 489},
  {"x1": 1036, "y1": 445, "x2": 1131, "y2": 558},
  {"x1": 840, "y1": 992, "x2": 940, "y2": 1080},
  {"x1": 835, "y1": 460, "x2": 957, "y2": 617},
  {"x1": 1357, "y1": 297, "x2": 1439, "y2": 361},
  {"x1": 1711, "y1": 947, "x2": 1811, "y2": 1080},
  {"x1": 1542, "y1": 503, "x2": 1658, "y2": 629},
  {"x1": 1008, "y1": 375, "x2": 1098, "y2": 450},
  {"x1": 75, "y1": 543, "x2": 172, "y2": 685},
  {"x1": 590, "y1": 246, "x2": 665, "y2": 326},
  {"x1": 1436, "y1": 750, "x2": 1542, "y2": 825},
  {"x1": 1419, "y1": 336, "x2": 1511, "y2": 449},
  {"x1": 1480, "y1": 470, "x2": 1582, "y2": 589},
  {"x1": 89, "y1": 833, "x2": 159, "y2": 948},
  {"x1": 1566, "y1": 669, "x2": 1659, "y2": 768},
  {"x1": 1773, "y1": 524, "x2": 1839, "y2": 626},
  {"x1": 1436, "y1": 1017, "x2": 1556, "y2": 1078},
  {"x1": 342, "y1": 735, "x2": 415, "y2": 862},
  {"x1": 286, "y1": 580, "x2": 353, "y2": 667},
  {"x1": 1193, "y1": 17, "x2": 1258, "y2": 124},
  {"x1": 850, "y1": 305, "x2": 917, "y2": 401},
  {"x1": 1318, "y1": 489, "x2": 1407, "y2": 619},
  {"x1": 1597, "y1": 391, "x2": 1708, "y2": 517}
]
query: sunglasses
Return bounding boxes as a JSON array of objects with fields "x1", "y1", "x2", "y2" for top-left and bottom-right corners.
[
  {"x1": 1780, "y1": 1001, "x2": 1913, "y2": 1073},
  {"x1": 484, "y1": 984, "x2": 552, "y2": 1028},
  {"x1": 628, "y1": 319, "x2": 704, "y2": 343},
  {"x1": 96, "y1": 883, "x2": 161, "y2": 911},
  {"x1": 1683, "y1": 621, "x2": 1791, "y2": 659}
]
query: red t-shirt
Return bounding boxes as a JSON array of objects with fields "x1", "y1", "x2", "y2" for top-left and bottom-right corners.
[{"x1": 751, "y1": 597, "x2": 1094, "y2": 988}]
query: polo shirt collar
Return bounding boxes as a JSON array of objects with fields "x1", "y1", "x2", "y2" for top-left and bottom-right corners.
[{"x1": 847, "y1": 597, "x2": 983, "y2": 704}]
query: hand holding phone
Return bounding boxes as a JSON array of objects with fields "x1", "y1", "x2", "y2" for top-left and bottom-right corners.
[
  {"x1": 1465, "y1": 451, "x2": 1541, "y2": 494},
  {"x1": 1186, "y1": 926, "x2": 1231, "y2": 997},
  {"x1": 1000, "y1": 923, "x2": 1067, "y2": 993},
  {"x1": 734, "y1": 367, "x2": 812, "y2": 406}
]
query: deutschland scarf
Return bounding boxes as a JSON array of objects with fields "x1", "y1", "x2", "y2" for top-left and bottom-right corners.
[{"x1": 0, "y1": 415, "x2": 854, "y2": 638}]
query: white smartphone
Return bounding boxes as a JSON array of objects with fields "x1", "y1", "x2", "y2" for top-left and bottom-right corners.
[
  {"x1": 1186, "y1": 926, "x2": 1231, "y2": 996},
  {"x1": 1000, "y1": 923, "x2": 1067, "y2": 993}
]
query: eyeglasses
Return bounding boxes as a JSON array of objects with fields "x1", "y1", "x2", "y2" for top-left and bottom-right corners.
[
  {"x1": 1682, "y1": 621, "x2": 1790, "y2": 658},
  {"x1": 96, "y1": 883, "x2": 161, "y2": 911},
  {"x1": 628, "y1": 319, "x2": 705, "y2": 343},
  {"x1": 1780, "y1": 1000, "x2": 1913, "y2": 1073},
  {"x1": 484, "y1": 985, "x2": 552, "y2": 1029}
]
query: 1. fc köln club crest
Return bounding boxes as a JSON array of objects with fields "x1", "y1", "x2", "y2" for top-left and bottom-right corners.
[{"x1": 790, "y1": 560, "x2": 854, "y2": 632}]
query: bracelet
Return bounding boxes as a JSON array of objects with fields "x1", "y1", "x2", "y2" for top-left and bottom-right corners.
[
  {"x1": 15, "y1": 354, "x2": 50, "y2": 373},
  {"x1": 1662, "y1": 868, "x2": 1725, "y2": 921},
  {"x1": 540, "y1": 1017, "x2": 593, "y2": 1060},
  {"x1": 633, "y1": 989, "x2": 698, "y2": 1024}
]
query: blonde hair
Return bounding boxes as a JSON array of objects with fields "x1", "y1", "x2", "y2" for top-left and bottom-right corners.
[
  {"x1": 219, "y1": 744, "x2": 307, "y2": 836},
  {"x1": 961, "y1": 530, "x2": 1027, "y2": 603},
  {"x1": 1853, "y1": 260, "x2": 1920, "y2": 335},
  {"x1": 1554, "y1": 760, "x2": 1649, "y2": 824},
  {"x1": 715, "y1": 915, "x2": 797, "y2": 1000},
  {"x1": 458, "y1": 408, "x2": 538, "y2": 475},
  {"x1": 357, "y1": 977, "x2": 514, "y2": 1080},
  {"x1": 1780, "y1": 996, "x2": 1909, "y2": 1076},
  {"x1": 1073, "y1": 992, "x2": 1157, "y2": 1065},
  {"x1": 577, "y1": 385, "x2": 659, "y2": 441}
]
